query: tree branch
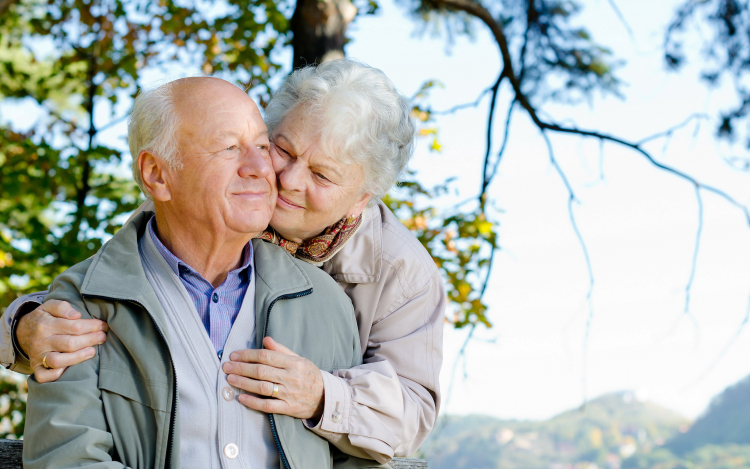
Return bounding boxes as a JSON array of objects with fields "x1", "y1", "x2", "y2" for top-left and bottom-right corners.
[
  {"x1": 485, "y1": 100, "x2": 516, "y2": 185},
  {"x1": 430, "y1": 0, "x2": 750, "y2": 228},
  {"x1": 479, "y1": 71, "x2": 505, "y2": 200},
  {"x1": 431, "y1": 87, "x2": 492, "y2": 115},
  {"x1": 636, "y1": 113, "x2": 709, "y2": 146},
  {"x1": 541, "y1": 130, "x2": 595, "y2": 403},
  {"x1": 683, "y1": 186, "x2": 703, "y2": 328},
  {"x1": 605, "y1": 0, "x2": 635, "y2": 40}
]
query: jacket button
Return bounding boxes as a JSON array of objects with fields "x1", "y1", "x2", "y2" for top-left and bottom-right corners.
[
  {"x1": 331, "y1": 411, "x2": 342, "y2": 423},
  {"x1": 222, "y1": 387, "x2": 235, "y2": 401},
  {"x1": 224, "y1": 443, "x2": 239, "y2": 459}
]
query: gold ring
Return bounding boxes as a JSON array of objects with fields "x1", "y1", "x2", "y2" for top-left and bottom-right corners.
[
  {"x1": 42, "y1": 353, "x2": 51, "y2": 369},
  {"x1": 271, "y1": 383, "x2": 279, "y2": 398}
]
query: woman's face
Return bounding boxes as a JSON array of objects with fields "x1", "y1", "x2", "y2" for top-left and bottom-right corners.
[{"x1": 269, "y1": 109, "x2": 371, "y2": 243}]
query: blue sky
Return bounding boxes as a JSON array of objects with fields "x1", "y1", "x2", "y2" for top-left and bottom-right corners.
[{"x1": 344, "y1": 0, "x2": 750, "y2": 420}]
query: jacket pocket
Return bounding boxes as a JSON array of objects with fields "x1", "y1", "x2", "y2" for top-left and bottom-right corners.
[{"x1": 98, "y1": 365, "x2": 170, "y2": 412}]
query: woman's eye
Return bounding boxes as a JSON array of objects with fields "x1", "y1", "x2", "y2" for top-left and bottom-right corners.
[
  {"x1": 226, "y1": 145, "x2": 238, "y2": 151},
  {"x1": 257, "y1": 144, "x2": 269, "y2": 151},
  {"x1": 315, "y1": 173, "x2": 329, "y2": 182}
]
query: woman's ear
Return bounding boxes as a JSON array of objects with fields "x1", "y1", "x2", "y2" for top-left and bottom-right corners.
[
  {"x1": 346, "y1": 193, "x2": 372, "y2": 219},
  {"x1": 139, "y1": 151, "x2": 172, "y2": 202}
]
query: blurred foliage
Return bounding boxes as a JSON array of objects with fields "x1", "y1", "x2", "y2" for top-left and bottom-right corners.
[
  {"x1": 0, "y1": 369, "x2": 26, "y2": 439},
  {"x1": 666, "y1": 0, "x2": 750, "y2": 157}
]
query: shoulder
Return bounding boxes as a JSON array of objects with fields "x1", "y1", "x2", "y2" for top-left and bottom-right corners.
[
  {"x1": 253, "y1": 239, "x2": 352, "y2": 308},
  {"x1": 49, "y1": 257, "x2": 95, "y2": 294},
  {"x1": 375, "y1": 202, "x2": 440, "y2": 293}
]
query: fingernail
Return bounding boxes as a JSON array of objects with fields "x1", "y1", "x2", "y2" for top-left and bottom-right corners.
[
  {"x1": 87, "y1": 348, "x2": 96, "y2": 358},
  {"x1": 222, "y1": 363, "x2": 231, "y2": 372},
  {"x1": 230, "y1": 352, "x2": 239, "y2": 361},
  {"x1": 227, "y1": 374, "x2": 237, "y2": 384},
  {"x1": 102, "y1": 324, "x2": 109, "y2": 332}
]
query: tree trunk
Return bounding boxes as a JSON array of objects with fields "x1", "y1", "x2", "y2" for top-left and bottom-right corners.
[
  {"x1": 289, "y1": 0, "x2": 358, "y2": 69},
  {"x1": 0, "y1": 0, "x2": 18, "y2": 16}
]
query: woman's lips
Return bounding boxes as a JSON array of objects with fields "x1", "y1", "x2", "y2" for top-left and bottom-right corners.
[{"x1": 277, "y1": 194, "x2": 304, "y2": 210}]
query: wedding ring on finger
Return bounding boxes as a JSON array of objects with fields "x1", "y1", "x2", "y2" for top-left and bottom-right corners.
[
  {"x1": 42, "y1": 353, "x2": 51, "y2": 369},
  {"x1": 271, "y1": 383, "x2": 279, "y2": 398}
]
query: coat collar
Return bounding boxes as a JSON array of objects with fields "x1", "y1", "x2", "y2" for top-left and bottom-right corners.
[
  {"x1": 80, "y1": 211, "x2": 312, "y2": 306},
  {"x1": 321, "y1": 201, "x2": 384, "y2": 284}
]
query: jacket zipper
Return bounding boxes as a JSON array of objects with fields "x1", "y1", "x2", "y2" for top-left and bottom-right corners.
[
  {"x1": 263, "y1": 289, "x2": 313, "y2": 469},
  {"x1": 83, "y1": 294, "x2": 178, "y2": 469}
]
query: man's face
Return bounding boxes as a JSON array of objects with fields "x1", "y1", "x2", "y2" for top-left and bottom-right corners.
[{"x1": 165, "y1": 79, "x2": 276, "y2": 237}]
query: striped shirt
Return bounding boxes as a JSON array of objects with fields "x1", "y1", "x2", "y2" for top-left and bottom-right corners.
[{"x1": 147, "y1": 216, "x2": 253, "y2": 358}]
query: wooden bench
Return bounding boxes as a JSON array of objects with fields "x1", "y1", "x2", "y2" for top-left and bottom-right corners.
[{"x1": 0, "y1": 439, "x2": 427, "y2": 467}]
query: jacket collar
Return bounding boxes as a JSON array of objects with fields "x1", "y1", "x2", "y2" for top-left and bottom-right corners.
[
  {"x1": 251, "y1": 238, "x2": 313, "y2": 298},
  {"x1": 80, "y1": 211, "x2": 313, "y2": 316},
  {"x1": 321, "y1": 201, "x2": 384, "y2": 284},
  {"x1": 80, "y1": 211, "x2": 156, "y2": 303}
]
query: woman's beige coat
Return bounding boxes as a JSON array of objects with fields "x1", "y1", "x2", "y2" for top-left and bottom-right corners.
[
  {"x1": 312, "y1": 200, "x2": 445, "y2": 463},
  {"x1": 1, "y1": 199, "x2": 445, "y2": 464}
]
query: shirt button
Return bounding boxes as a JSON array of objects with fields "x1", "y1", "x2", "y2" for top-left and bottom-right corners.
[
  {"x1": 212, "y1": 293, "x2": 219, "y2": 303},
  {"x1": 332, "y1": 411, "x2": 342, "y2": 423},
  {"x1": 224, "y1": 443, "x2": 239, "y2": 459},
  {"x1": 222, "y1": 387, "x2": 235, "y2": 401}
]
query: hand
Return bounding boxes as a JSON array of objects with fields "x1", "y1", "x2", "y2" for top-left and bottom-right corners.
[
  {"x1": 17, "y1": 300, "x2": 108, "y2": 383},
  {"x1": 222, "y1": 336, "x2": 325, "y2": 420}
]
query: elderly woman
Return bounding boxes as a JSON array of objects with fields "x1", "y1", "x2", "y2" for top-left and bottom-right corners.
[{"x1": 3, "y1": 59, "x2": 444, "y2": 463}]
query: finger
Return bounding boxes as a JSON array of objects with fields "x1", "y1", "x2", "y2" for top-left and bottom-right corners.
[
  {"x1": 237, "y1": 393, "x2": 290, "y2": 415},
  {"x1": 49, "y1": 330, "x2": 107, "y2": 353},
  {"x1": 43, "y1": 348, "x2": 96, "y2": 369},
  {"x1": 51, "y1": 317, "x2": 108, "y2": 337},
  {"x1": 222, "y1": 362, "x2": 283, "y2": 383},
  {"x1": 40, "y1": 300, "x2": 80, "y2": 320},
  {"x1": 226, "y1": 375, "x2": 280, "y2": 398},
  {"x1": 228, "y1": 348, "x2": 292, "y2": 368},
  {"x1": 263, "y1": 337, "x2": 299, "y2": 357},
  {"x1": 34, "y1": 366, "x2": 66, "y2": 384}
]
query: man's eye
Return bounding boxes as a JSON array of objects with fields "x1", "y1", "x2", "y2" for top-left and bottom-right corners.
[
  {"x1": 226, "y1": 145, "x2": 238, "y2": 151},
  {"x1": 315, "y1": 173, "x2": 329, "y2": 182},
  {"x1": 257, "y1": 144, "x2": 269, "y2": 151}
]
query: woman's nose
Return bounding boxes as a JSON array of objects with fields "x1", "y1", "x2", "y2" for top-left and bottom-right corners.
[{"x1": 277, "y1": 158, "x2": 306, "y2": 192}]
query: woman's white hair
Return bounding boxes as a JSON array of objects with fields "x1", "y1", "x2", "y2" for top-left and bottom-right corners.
[
  {"x1": 128, "y1": 81, "x2": 182, "y2": 198},
  {"x1": 264, "y1": 59, "x2": 416, "y2": 205}
]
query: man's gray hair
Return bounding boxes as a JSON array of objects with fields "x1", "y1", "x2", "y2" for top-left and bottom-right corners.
[
  {"x1": 264, "y1": 59, "x2": 416, "y2": 205},
  {"x1": 128, "y1": 81, "x2": 182, "y2": 198}
]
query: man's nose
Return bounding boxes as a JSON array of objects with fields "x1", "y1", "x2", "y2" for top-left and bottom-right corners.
[{"x1": 238, "y1": 146, "x2": 272, "y2": 179}]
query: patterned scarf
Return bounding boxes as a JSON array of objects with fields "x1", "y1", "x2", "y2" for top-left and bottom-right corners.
[{"x1": 257, "y1": 214, "x2": 363, "y2": 265}]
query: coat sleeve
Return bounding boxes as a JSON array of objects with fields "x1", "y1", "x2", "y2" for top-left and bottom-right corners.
[
  {"x1": 22, "y1": 270, "x2": 125, "y2": 469},
  {"x1": 304, "y1": 270, "x2": 445, "y2": 463},
  {"x1": 1, "y1": 291, "x2": 47, "y2": 373}
]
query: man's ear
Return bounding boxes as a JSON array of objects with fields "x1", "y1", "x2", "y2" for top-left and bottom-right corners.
[
  {"x1": 346, "y1": 193, "x2": 372, "y2": 219},
  {"x1": 139, "y1": 151, "x2": 172, "y2": 202}
]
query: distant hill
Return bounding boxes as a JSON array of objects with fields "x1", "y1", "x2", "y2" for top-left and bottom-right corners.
[
  {"x1": 668, "y1": 374, "x2": 750, "y2": 454},
  {"x1": 419, "y1": 391, "x2": 689, "y2": 469}
]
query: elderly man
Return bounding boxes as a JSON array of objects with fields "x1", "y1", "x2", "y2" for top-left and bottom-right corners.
[{"x1": 22, "y1": 77, "x2": 363, "y2": 469}]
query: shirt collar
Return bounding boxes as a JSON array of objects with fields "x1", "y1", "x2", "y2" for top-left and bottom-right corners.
[{"x1": 146, "y1": 215, "x2": 253, "y2": 279}]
